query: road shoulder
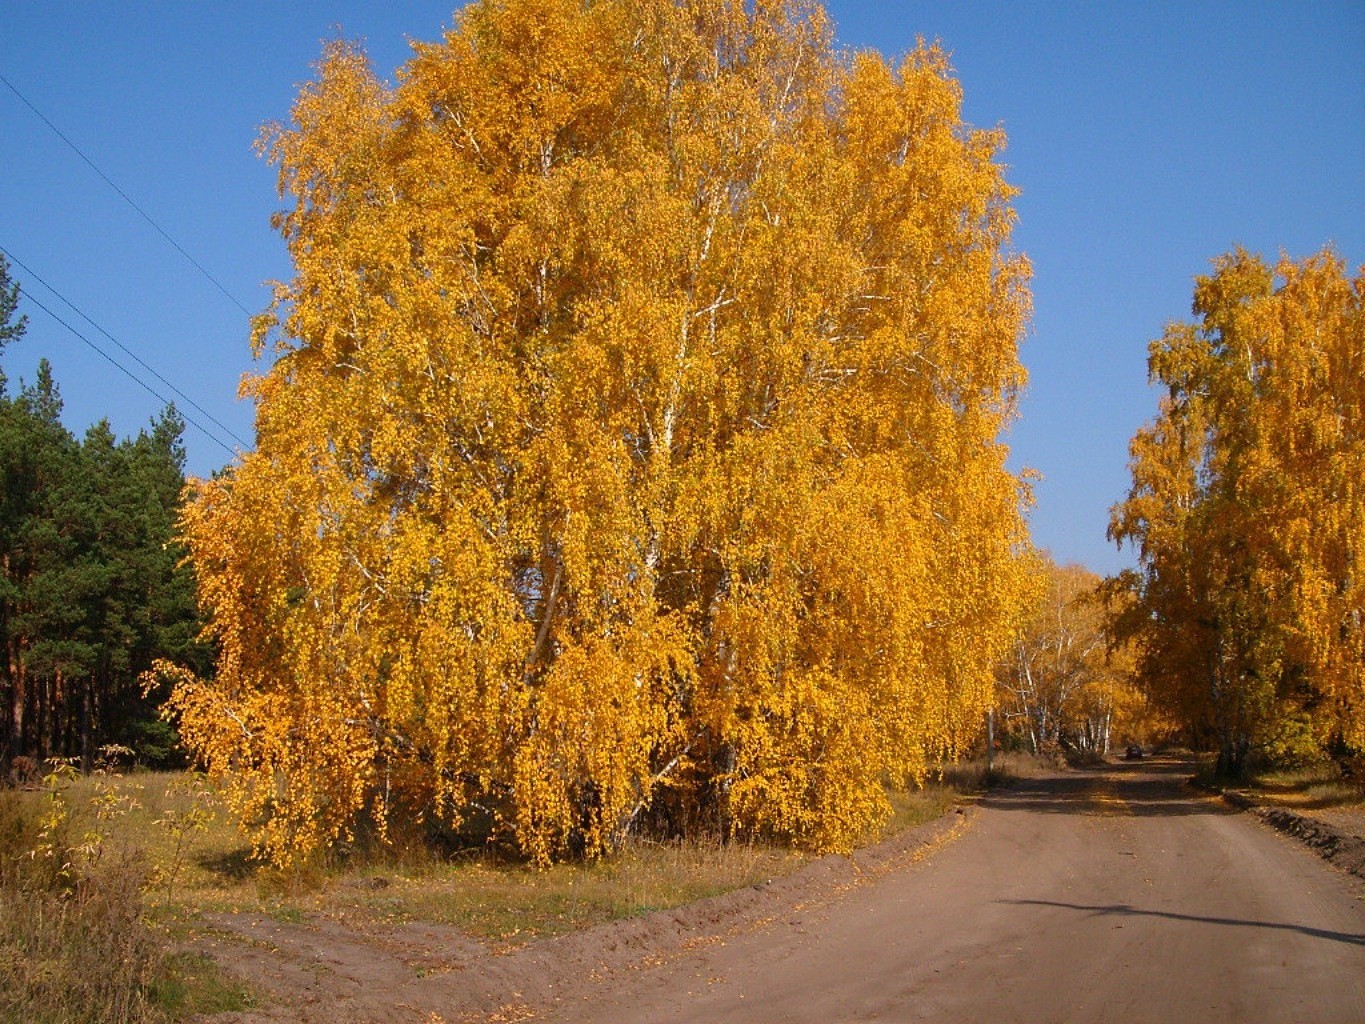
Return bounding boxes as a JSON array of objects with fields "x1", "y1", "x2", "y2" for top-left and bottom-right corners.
[{"x1": 1202, "y1": 781, "x2": 1365, "y2": 880}]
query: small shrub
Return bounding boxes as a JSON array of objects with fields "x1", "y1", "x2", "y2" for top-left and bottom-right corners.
[
  {"x1": 0, "y1": 790, "x2": 66, "y2": 891},
  {"x1": 1035, "y1": 739, "x2": 1068, "y2": 768},
  {"x1": 1345, "y1": 754, "x2": 1365, "y2": 794},
  {"x1": 1260, "y1": 710, "x2": 1325, "y2": 770},
  {"x1": 151, "y1": 772, "x2": 215, "y2": 902},
  {"x1": 0, "y1": 768, "x2": 248, "y2": 1024},
  {"x1": 1064, "y1": 748, "x2": 1106, "y2": 768}
]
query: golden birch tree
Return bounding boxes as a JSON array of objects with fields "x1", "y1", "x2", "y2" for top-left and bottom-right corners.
[
  {"x1": 996, "y1": 556, "x2": 1146, "y2": 758},
  {"x1": 1109, "y1": 249, "x2": 1364, "y2": 774},
  {"x1": 162, "y1": 0, "x2": 1033, "y2": 866}
]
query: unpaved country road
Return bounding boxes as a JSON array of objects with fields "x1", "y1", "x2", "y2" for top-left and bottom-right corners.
[
  {"x1": 546, "y1": 758, "x2": 1365, "y2": 1024},
  {"x1": 214, "y1": 759, "x2": 1365, "y2": 1024}
]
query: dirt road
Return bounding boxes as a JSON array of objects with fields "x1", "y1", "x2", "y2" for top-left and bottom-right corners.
[{"x1": 213, "y1": 758, "x2": 1365, "y2": 1023}]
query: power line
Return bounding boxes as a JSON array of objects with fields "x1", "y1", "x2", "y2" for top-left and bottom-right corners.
[
  {"x1": 15, "y1": 288, "x2": 241, "y2": 460},
  {"x1": 0, "y1": 71, "x2": 255, "y2": 319},
  {"x1": 1, "y1": 246, "x2": 252, "y2": 452}
]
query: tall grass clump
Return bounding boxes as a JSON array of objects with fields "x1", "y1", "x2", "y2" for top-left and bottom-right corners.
[{"x1": 0, "y1": 769, "x2": 161, "y2": 1024}]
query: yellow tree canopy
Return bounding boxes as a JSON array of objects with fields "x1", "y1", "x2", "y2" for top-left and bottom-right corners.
[
  {"x1": 997, "y1": 556, "x2": 1147, "y2": 757},
  {"x1": 164, "y1": 0, "x2": 1033, "y2": 866},
  {"x1": 1110, "y1": 249, "x2": 1364, "y2": 774}
]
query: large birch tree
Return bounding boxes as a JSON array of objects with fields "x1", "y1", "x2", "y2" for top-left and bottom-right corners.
[
  {"x1": 1110, "y1": 249, "x2": 1364, "y2": 775},
  {"x1": 163, "y1": 0, "x2": 1034, "y2": 865}
]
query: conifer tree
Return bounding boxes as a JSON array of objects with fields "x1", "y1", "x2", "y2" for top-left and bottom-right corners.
[{"x1": 0, "y1": 259, "x2": 201, "y2": 770}]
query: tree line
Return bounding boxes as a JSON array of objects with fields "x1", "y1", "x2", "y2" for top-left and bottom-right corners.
[
  {"x1": 1109, "y1": 249, "x2": 1363, "y2": 776},
  {"x1": 992, "y1": 556, "x2": 1150, "y2": 762},
  {"x1": 0, "y1": 255, "x2": 205, "y2": 777},
  {"x1": 993, "y1": 251, "x2": 1362, "y2": 775}
]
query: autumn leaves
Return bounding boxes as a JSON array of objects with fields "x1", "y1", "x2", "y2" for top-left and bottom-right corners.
[
  {"x1": 161, "y1": 0, "x2": 1033, "y2": 866},
  {"x1": 160, "y1": 0, "x2": 1360, "y2": 869},
  {"x1": 1108, "y1": 251, "x2": 1363, "y2": 775}
]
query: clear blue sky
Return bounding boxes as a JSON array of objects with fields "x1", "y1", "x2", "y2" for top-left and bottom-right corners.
[{"x1": 3, "y1": 2, "x2": 1362, "y2": 576}]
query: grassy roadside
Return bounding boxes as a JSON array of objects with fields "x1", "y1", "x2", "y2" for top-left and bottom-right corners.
[
  {"x1": 0, "y1": 774, "x2": 255, "y2": 1024},
  {"x1": 1236, "y1": 763, "x2": 1364, "y2": 811},
  {"x1": 1191, "y1": 756, "x2": 1365, "y2": 817},
  {"x1": 1, "y1": 754, "x2": 1024, "y2": 1021}
]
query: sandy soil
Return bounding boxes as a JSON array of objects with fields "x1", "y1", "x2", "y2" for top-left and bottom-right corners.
[{"x1": 199, "y1": 758, "x2": 1365, "y2": 1024}]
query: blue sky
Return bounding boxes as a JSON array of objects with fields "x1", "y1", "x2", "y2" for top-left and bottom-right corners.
[{"x1": 2, "y1": 2, "x2": 1362, "y2": 576}]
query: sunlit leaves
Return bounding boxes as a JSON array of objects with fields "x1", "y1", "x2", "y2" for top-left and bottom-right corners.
[
  {"x1": 1110, "y1": 249, "x2": 1364, "y2": 771},
  {"x1": 170, "y1": 0, "x2": 1032, "y2": 865},
  {"x1": 998, "y1": 557, "x2": 1148, "y2": 756}
]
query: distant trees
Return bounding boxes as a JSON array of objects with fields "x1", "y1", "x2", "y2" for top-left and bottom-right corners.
[
  {"x1": 0, "y1": 255, "x2": 205, "y2": 773},
  {"x1": 1109, "y1": 249, "x2": 1363, "y2": 776},
  {"x1": 995, "y1": 556, "x2": 1146, "y2": 758},
  {"x1": 163, "y1": 0, "x2": 1035, "y2": 867}
]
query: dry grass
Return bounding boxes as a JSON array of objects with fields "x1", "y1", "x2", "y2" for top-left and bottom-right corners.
[
  {"x1": 0, "y1": 757, "x2": 995, "y2": 1017},
  {"x1": 329, "y1": 836, "x2": 806, "y2": 943},
  {"x1": 1190, "y1": 753, "x2": 1365, "y2": 831},
  {"x1": 880, "y1": 782, "x2": 966, "y2": 839},
  {"x1": 0, "y1": 775, "x2": 254, "y2": 1024},
  {"x1": 1244, "y1": 762, "x2": 1365, "y2": 811},
  {"x1": 0, "y1": 857, "x2": 160, "y2": 1024},
  {"x1": 56, "y1": 767, "x2": 990, "y2": 934}
]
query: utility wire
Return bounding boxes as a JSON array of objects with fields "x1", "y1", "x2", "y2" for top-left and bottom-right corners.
[
  {"x1": 13, "y1": 288, "x2": 241, "y2": 460},
  {"x1": 1, "y1": 246, "x2": 252, "y2": 451},
  {"x1": 0, "y1": 71, "x2": 255, "y2": 319}
]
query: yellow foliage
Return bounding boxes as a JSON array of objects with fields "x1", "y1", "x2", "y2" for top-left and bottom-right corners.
[
  {"x1": 168, "y1": 0, "x2": 1032, "y2": 865},
  {"x1": 995, "y1": 557, "x2": 1151, "y2": 755},
  {"x1": 1110, "y1": 249, "x2": 1364, "y2": 771}
]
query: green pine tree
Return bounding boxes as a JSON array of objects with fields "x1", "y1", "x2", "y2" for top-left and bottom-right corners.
[{"x1": 0, "y1": 257, "x2": 206, "y2": 770}]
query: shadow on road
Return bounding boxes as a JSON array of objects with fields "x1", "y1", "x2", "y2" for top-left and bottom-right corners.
[
  {"x1": 1001, "y1": 898, "x2": 1365, "y2": 948},
  {"x1": 981, "y1": 758, "x2": 1230, "y2": 818}
]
